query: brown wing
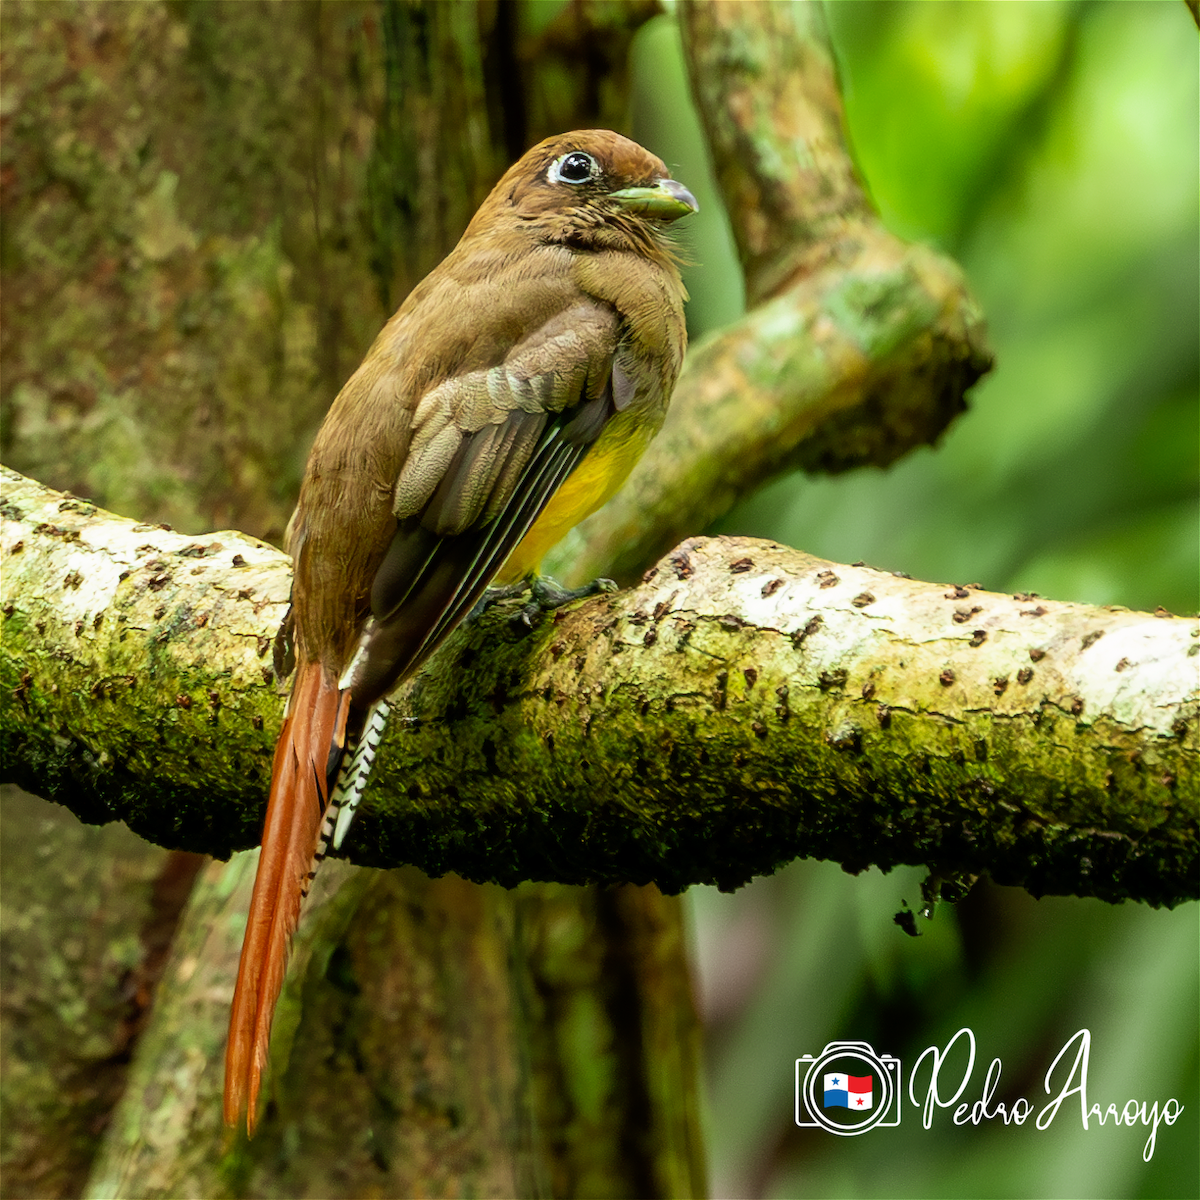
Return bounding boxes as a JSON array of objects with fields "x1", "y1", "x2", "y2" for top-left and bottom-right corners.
[{"x1": 338, "y1": 304, "x2": 620, "y2": 705}]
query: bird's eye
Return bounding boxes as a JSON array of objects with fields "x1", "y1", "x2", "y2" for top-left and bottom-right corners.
[{"x1": 549, "y1": 151, "x2": 598, "y2": 185}]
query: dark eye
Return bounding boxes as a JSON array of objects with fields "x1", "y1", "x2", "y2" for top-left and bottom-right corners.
[{"x1": 550, "y1": 151, "x2": 597, "y2": 185}]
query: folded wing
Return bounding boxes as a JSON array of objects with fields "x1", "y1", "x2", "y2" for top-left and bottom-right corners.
[{"x1": 340, "y1": 301, "x2": 621, "y2": 704}]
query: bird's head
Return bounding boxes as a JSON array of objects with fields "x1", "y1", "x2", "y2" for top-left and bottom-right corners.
[{"x1": 465, "y1": 129, "x2": 698, "y2": 257}]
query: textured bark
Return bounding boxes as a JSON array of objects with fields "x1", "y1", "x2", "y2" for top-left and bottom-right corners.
[
  {"x1": 0, "y1": 784, "x2": 201, "y2": 1200},
  {"x1": 547, "y1": 0, "x2": 993, "y2": 585},
  {"x1": 682, "y1": 0, "x2": 872, "y2": 301},
  {"x1": 5, "y1": 467, "x2": 1195, "y2": 909},
  {"x1": 0, "y1": 0, "x2": 388, "y2": 544},
  {"x1": 518, "y1": 881, "x2": 704, "y2": 1200}
]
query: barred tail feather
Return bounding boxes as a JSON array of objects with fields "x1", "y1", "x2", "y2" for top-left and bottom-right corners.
[
  {"x1": 224, "y1": 659, "x2": 350, "y2": 1135},
  {"x1": 328, "y1": 699, "x2": 390, "y2": 853}
]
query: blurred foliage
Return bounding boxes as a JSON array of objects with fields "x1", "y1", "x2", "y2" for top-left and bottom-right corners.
[{"x1": 629, "y1": 3, "x2": 1198, "y2": 1198}]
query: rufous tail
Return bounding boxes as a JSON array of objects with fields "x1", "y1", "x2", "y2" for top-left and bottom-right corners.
[{"x1": 224, "y1": 658, "x2": 349, "y2": 1135}]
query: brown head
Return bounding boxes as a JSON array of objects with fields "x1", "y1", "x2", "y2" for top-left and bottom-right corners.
[{"x1": 463, "y1": 129, "x2": 697, "y2": 257}]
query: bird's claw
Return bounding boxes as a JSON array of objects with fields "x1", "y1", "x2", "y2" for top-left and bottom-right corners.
[
  {"x1": 514, "y1": 574, "x2": 617, "y2": 629},
  {"x1": 530, "y1": 574, "x2": 616, "y2": 607},
  {"x1": 469, "y1": 574, "x2": 616, "y2": 629},
  {"x1": 467, "y1": 580, "x2": 531, "y2": 623}
]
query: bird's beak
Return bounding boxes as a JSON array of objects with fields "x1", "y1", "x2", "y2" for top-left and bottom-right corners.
[{"x1": 608, "y1": 178, "x2": 698, "y2": 221}]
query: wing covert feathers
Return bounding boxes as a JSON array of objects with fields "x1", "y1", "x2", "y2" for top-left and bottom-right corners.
[{"x1": 224, "y1": 660, "x2": 348, "y2": 1135}]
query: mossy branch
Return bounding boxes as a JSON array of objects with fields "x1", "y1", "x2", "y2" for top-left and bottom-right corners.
[{"x1": 3, "y1": 467, "x2": 1196, "y2": 908}]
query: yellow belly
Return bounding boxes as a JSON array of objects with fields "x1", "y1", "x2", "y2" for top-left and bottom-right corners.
[{"x1": 497, "y1": 408, "x2": 654, "y2": 583}]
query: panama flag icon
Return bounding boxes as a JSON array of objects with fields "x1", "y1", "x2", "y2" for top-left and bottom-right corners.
[{"x1": 823, "y1": 1072, "x2": 873, "y2": 1111}]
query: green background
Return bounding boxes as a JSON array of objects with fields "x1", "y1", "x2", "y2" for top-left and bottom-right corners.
[{"x1": 630, "y1": 3, "x2": 1198, "y2": 1197}]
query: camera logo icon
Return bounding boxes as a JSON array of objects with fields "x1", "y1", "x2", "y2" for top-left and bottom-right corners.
[{"x1": 796, "y1": 1041, "x2": 902, "y2": 1135}]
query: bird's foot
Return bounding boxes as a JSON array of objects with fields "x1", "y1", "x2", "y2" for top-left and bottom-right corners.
[
  {"x1": 466, "y1": 580, "x2": 533, "y2": 623},
  {"x1": 468, "y1": 574, "x2": 617, "y2": 628},
  {"x1": 514, "y1": 573, "x2": 617, "y2": 628}
]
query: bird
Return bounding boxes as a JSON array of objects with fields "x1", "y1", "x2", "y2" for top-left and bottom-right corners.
[{"x1": 223, "y1": 130, "x2": 696, "y2": 1134}]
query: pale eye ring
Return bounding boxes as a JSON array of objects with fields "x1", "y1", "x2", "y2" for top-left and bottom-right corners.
[{"x1": 548, "y1": 151, "x2": 599, "y2": 185}]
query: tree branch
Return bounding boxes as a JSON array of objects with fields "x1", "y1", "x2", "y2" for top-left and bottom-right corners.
[
  {"x1": 546, "y1": 0, "x2": 993, "y2": 585},
  {"x1": 3, "y1": 467, "x2": 1195, "y2": 908}
]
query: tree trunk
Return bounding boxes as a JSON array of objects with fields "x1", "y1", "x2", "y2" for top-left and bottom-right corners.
[
  {"x1": 84, "y1": 861, "x2": 702, "y2": 1199},
  {"x1": 0, "y1": 783, "x2": 201, "y2": 1200}
]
